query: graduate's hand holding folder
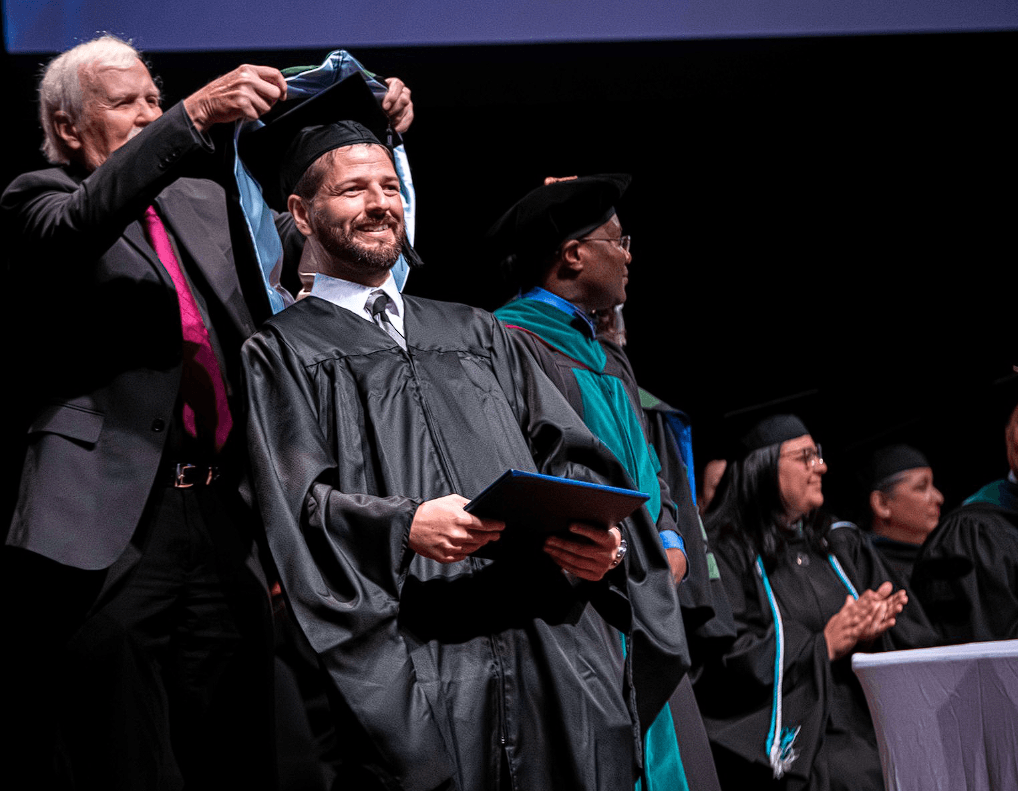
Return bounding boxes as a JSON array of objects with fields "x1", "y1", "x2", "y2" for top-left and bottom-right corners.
[
  {"x1": 409, "y1": 494, "x2": 505, "y2": 564},
  {"x1": 467, "y1": 469, "x2": 648, "y2": 581},
  {"x1": 409, "y1": 470, "x2": 647, "y2": 580}
]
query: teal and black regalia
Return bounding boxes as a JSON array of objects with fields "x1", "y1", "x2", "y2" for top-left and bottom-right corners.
[
  {"x1": 242, "y1": 294, "x2": 686, "y2": 791},
  {"x1": 495, "y1": 295, "x2": 717, "y2": 791}
]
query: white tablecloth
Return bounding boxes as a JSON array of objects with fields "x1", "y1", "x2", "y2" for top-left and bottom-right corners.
[{"x1": 852, "y1": 640, "x2": 1018, "y2": 791}]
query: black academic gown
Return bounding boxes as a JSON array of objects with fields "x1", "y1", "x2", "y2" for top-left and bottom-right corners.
[
  {"x1": 639, "y1": 394, "x2": 736, "y2": 657},
  {"x1": 868, "y1": 534, "x2": 921, "y2": 583},
  {"x1": 241, "y1": 295, "x2": 687, "y2": 791},
  {"x1": 694, "y1": 522, "x2": 937, "y2": 791},
  {"x1": 912, "y1": 481, "x2": 1018, "y2": 645},
  {"x1": 639, "y1": 395, "x2": 732, "y2": 791}
]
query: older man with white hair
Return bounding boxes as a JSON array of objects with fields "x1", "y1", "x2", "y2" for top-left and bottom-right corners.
[{"x1": 1, "y1": 34, "x2": 411, "y2": 789}]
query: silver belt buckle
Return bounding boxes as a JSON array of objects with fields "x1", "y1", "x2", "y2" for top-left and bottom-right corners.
[{"x1": 174, "y1": 463, "x2": 196, "y2": 489}]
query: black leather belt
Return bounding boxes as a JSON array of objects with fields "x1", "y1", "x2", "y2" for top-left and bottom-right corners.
[{"x1": 167, "y1": 462, "x2": 221, "y2": 488}]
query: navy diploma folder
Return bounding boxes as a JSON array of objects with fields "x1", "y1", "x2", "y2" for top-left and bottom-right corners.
[{"x1": 464, "y1": 469, "x2": 649, "y2": 535}]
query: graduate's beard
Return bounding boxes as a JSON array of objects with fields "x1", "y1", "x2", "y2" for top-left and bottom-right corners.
[{"x1": 313, "y1": 212, "x2": 406, "y2": 274}]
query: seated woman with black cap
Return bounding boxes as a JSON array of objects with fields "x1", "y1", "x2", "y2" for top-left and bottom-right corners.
[
  {"x1": 692, "y1": 415, "x2": 937, "y2": 791},
  {"x1": 863, "y1": 444, "x2": 944, "y2": 582}
]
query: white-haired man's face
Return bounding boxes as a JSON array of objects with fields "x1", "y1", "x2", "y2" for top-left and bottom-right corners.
[{"x1": 58, "y1": 58, "x2": 162, "y2": 170}]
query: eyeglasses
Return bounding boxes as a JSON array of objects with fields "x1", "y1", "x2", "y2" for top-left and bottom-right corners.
[
  {"x1": 579, "y1": 234, "x2": 631, "y2": 252},
  {"x1": 781, "y1": 444, "x2": 824, "y2": 469}
]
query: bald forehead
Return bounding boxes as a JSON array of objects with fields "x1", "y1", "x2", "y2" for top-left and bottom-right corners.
[
  {"x1": 78, "y1": 58, "x2": 158, "y2": 102},
  {"x1": 79, "y1": 56, "x2": 143, "y2": 83}
]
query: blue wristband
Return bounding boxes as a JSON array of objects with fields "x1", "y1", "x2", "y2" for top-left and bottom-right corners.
[{"x1": 660, "y1": 530, "x2": 685, "y2": 553}]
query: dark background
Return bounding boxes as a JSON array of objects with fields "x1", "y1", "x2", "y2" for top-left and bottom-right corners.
[{"x1": 3, "y1": 31, "x2": 1014, "y2": 519}]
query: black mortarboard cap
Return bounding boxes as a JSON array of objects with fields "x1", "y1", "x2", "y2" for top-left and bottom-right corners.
[
  {"x1": 487, "y1": 174, "x2": 631, "y2": 268},
  {"x1": 865, "y1": 444, "x2": 931, "y2": 491},
  {"x1": 737, "y1": 414, "x2": 811, "y2": 457},
  {"x1": 240, "y1": 72, "x2": 393, "y2": 212}
]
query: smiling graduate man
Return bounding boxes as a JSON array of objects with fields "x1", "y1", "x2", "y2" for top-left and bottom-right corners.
[{"x1": 239, "y1": 81, "x2": 686, "y2": 791}]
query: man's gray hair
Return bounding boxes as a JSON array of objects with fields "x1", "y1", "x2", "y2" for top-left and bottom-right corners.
[{"x1": 39, "y1": 34, "x2": 143, "y2": 165}]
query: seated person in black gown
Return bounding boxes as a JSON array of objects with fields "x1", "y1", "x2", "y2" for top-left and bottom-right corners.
[
  {"x1": 863, "y1": 444, "x2": 944, "y2": 581},
  {"x1": 695, "y1": 414, "x2": 936, "y2": 791},
  {"x1": 913, "y1": 398, "x2": 1018, "y2": 644}
]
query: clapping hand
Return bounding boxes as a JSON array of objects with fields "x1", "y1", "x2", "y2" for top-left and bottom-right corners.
[{"x1": 823, "y1": 581, "x2": 907, "y2": 660}]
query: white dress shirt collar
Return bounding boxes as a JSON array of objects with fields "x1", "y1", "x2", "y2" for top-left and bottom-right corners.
[{"x1": 308, "y1": 271, "x2": 405, "y2": 336}]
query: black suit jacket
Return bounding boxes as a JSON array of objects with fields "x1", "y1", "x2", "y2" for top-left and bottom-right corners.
[{"x1": 3, "y1": 102, "x2": 291, "y2": 570}]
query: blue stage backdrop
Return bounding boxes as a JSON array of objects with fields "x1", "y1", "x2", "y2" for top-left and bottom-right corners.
[{"x1": 5, "y1": 0, "x2": 1018, "y2": 53}]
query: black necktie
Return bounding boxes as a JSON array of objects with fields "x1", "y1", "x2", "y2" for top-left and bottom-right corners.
[{"x1": 366, "y1": 290, "x2": 406, "y2": 350}]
